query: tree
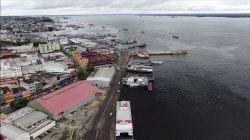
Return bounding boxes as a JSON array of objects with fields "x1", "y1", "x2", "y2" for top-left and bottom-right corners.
[
  {"x1": 77, "y1": 69, "x2": 87, "y2": 80},
  {"x1": 10, "y1": 98, "x2": 29, "y2": 111},
  {"x1": 86, "y1": 65, "x2": 95, "y2": 74}
]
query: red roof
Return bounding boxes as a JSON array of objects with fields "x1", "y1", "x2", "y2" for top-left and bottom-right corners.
[{"x1": 36, "y1": 81, "x2": 98, "y2": 116}]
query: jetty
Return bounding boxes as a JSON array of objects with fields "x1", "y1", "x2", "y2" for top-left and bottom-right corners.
[
  {"x1": 148, "y1": 50, "x2": 188, "y2": 55},
  {"x1": 148, "y1": 82, "x2": 153, "y2": 91}
]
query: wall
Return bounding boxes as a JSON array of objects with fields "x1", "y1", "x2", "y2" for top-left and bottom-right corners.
[
  {"x1": 29, "y1": 121, "x2": 56, "y2": 139},
  {"x1": 54, "y1": 94, "x2": 95, "y2": 119}
]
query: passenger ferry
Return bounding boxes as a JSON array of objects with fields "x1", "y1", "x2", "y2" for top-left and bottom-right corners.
[
  {"x1": 126, "y1": 65, "x2": 153, "y2": 73},
  {"x1": 116, "y1": 101, "x2": 133, "y2": 138}
]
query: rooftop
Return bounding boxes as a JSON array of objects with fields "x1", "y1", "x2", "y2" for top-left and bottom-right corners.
[
  {"x1": 0, "y1": 124, "x2": 29, "y2": 140},
  {"x1": 14, "y1": 111, "x2": 48, "y2": 128},
  {"x1": 35, "y1": 81, "x2": 99, "y2": 116},
  {"x1": 87, "y1": 67, "x2": 115, "y2": 82},
  {"x1": 0, "y1": 107, "x2": 35, "y2": 126}
]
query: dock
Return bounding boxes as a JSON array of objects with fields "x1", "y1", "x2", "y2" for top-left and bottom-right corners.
[
  {"x1": 148, "y1": 82, "x2": 152, "y2": 91},
  {"x1": 148, "y1": 50, "x2": 188, "y2": 55}
]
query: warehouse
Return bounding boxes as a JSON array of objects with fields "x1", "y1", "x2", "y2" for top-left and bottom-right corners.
[
  {"x1": 13, "y1": 111, "x2": 56, "y2": 139},
  {"x1": 86, "y1": 67, "x2": 115, "y2": 87},
  {"x1": 28, "y1": 81, "x2": 99, "y2": 119},
  {"x1": 0, "y1": 124, "x2": 30, "y2": 140}
]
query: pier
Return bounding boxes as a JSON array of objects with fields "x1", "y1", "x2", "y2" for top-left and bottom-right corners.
[
  {"x1": 148, "y1": 82, "x2": 152, "y2": 91},
  {"x1": 148, "y1": 50, "x2": 188, "y2": 55}
]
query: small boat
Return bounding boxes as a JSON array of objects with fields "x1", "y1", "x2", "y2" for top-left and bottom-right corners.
[
  {"x1": 151, "y1": 60, "x2": 163, "y2": 64},
  {"x1": 123, "y1": 28, "x2": 128, "y2": 31},
  {"x1": 141, "y1": 31, "x2": 145, "y2": 33},
  {"x1": 172, "y1": 36, "x2": 180, "y2": 39}
]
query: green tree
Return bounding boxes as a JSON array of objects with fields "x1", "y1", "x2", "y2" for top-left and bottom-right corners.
[
  {"x1": 86, "y1": 65, "x2": 95, "y2": 74},
  {"x1": 77, "y1": 69, "x2": 87, "y2": 80},
  {"x1": 10, "y1": 98, "x2": 29, "y2": 111}
]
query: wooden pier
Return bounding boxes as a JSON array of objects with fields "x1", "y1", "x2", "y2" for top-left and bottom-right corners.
[{"x1": 148, "y1": 50, "x2": 188, "y2": 55}]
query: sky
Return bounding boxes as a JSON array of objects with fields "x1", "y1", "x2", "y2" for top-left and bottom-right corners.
[{"x1": 1, "y1": 0, "x2": 250, "y2": 16}]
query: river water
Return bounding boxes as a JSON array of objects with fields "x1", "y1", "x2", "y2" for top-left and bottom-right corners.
[{"x1": 58, "y1": 15, "x2": 250, "y2": 140}]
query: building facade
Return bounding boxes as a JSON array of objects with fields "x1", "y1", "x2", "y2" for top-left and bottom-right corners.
[
  {"x1": 86, "y1": 67, "x2": 115, "y2": 87},
  {"x1": 38, "y1": 42, "x2": 60, "y2": 54},
  {"x1": 0, "y1": 58, "x2": 22, "y2": 79}
]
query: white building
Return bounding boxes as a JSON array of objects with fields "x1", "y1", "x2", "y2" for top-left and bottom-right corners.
[
  {"x1": 43, "y1": 61, "x2": 70, "y2": 74},
  {"x1": 86, "y1": 67, "x2": 115, "y2": 87},
  {"x1": 13, "y1": 111, "x2": 56, "y2": 139},
  {"x1": 0, "y1": 107, "x2": 55, "y2": 140},
  {"x1": 0, "y1": 107, "x2": 35, "y2": 126},
  {"x1": 0, "y1": 58, "x2": 22, "y2": 79},
  {"x1": 0, "y1": 124, "x2": 30, "y2": 140}
]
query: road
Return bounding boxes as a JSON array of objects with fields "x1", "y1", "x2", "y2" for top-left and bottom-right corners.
[{"x1": 83, "y1": 50, "x2": 127, "y2": 140}]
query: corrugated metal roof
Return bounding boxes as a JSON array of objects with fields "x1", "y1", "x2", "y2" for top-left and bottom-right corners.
[
  {"x1": 87, "y1": 67, "x2": 115, "y2": 82},
  {"x1": 0, "y1": 124, "x2": 28, "y2": 139},
  {"x1": 35, "y1": 81, "x2": 98, "y2": 116},
  {"x1": 14, "y1": 111, "x2": 48, "y2": 128}
]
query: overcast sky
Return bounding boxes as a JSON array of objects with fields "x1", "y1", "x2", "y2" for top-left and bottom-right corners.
[{"x1": 2, "y1": 0, "x2": 250, "y2": 16}]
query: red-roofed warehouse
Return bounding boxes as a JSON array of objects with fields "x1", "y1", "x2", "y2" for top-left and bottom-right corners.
[{"x1": 28, "y1": 81, "x2": 99, "y2": 119}]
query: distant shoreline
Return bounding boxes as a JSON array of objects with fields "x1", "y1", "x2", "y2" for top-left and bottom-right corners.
[{"x1": 2, "y1": 13, "x2": 250, "y2": 18}]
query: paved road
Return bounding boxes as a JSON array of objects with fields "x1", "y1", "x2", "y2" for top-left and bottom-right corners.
[{"x1": 83, "y1": 50, "x2": 126, "y2": 140}]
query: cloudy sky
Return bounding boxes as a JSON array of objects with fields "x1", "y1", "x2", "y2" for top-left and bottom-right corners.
[{"x1": 2, "y1": 0, "x2": 250, "y2": 16}]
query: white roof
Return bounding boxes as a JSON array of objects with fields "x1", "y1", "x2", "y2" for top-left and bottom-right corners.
[
  {"x1": 14, "y1": 111, "x2": 48, "y2": 128},
  {"x1": 116, "y1": 101, "x2": 133, "y2": 130},
  {"x1": 1, "y1": 107, "x2": 35, "y2": 126},
  {"x1": 0, "y1": 124, "x2": 29, "y2": 140},
  {"x1": 116, "y1": 101, "x2": 132, "y2": 121},
  {"x1": 87, "y1": 67, "x2": 115, "y2": 82}
]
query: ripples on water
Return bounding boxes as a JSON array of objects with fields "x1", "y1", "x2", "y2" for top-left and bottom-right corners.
[{"x1": 57, "y1": 15, "x2": 250, "y2": 140}]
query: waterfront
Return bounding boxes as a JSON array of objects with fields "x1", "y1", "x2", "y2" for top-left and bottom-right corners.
[{"x1": 68, "y1": 15, "x2": 250, "y2": 140}]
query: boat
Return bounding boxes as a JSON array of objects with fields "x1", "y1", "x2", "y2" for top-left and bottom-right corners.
[
  {"x1": 141, "y1": 31, "x2": 145, "y2": 33},
  {"x1": 122, "y1": 76, "x2": 148, "y2": 87},
  {"x1": 123, "y1": 28, "x2": 128, "y2": 31},
  {"x1": 151, "y1": 60, "x2": 163, "y2": 64},
  {"x1": 116, "y1": 101, "x2": 133, "y2": 137},
  {"x1": 172, "y1": 35, "x2": 179, "y2": 38},
  {"x1": 126, "y1": 65, "x2": 153, "y2": 73},
  {"x1": 130, "y1": 43, "x2": 147, "y2": 48}
]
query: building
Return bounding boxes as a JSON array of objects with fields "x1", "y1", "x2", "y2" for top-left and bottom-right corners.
[
  {"x1": 1, "y1": 86, "x2": 14, "y2": 104},
  {"x1": 0, "y1": 124, "x2": 30, "y2": 140},
  {"x1": 11, "y1": 87, "x2": 31, "y2": 100},
  {"x1": 0, "y1": 107, "x2": 35, "y2": 126},
  {"x1": 0, "y1": 107, "x2": 55, "y2": 140},
  {"x1": 81, "y1": 52, "x2": 114, "y2": 66},
  {"x1": 0, "y1": 58, "x2": 22, "y2": 79},
  {"x1": 86, "y1": 67, "x2": 115, "y2": 87},
  {"x1": 42, "y1": 61, "x2": 71, "y2": 74},
  {"x1": 13, "y1": 111, "x2": 55, "y2": 139},
  {"x1": 20, "y1": 79, "x2": 42, "y2": 94},
  {"x1": 38, "y1": 42, "x2": 60, "y2": 54},
  {"x1": 28, "y1": 81, "x2": 99, "y2": 119},
  {"x1": 73, "y1": 52, "x2": 88, "y2": 68}
]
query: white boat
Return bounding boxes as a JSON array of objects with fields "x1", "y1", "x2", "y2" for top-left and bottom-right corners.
[
  {"x1": 116, "y1": 101, "x2": 133, "y2": 137},
  {"x1": 151, "y1": 60, "x2": 163, "y2": 64},
  {"x1": 126, "y1": 65, "x2": 153, "y2": 73},
  {"x1": 122, "y1": 76, "x2": 148, "y2": 87}
]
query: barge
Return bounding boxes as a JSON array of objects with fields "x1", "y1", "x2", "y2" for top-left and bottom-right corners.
[
  {"x1": 122, "y1": 76, "x2": 148, "y2": 87},
  {"x1": 116, "y1": 101, "x2": 133, "y2": 137}
]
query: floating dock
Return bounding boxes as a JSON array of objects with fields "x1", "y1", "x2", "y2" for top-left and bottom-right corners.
[
  {"x1": 148, "y1": 82, "x2": 152, "y2": 91},
  {"x1": 148, "y1": 50, "x2": 188, "y2": 55}
]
